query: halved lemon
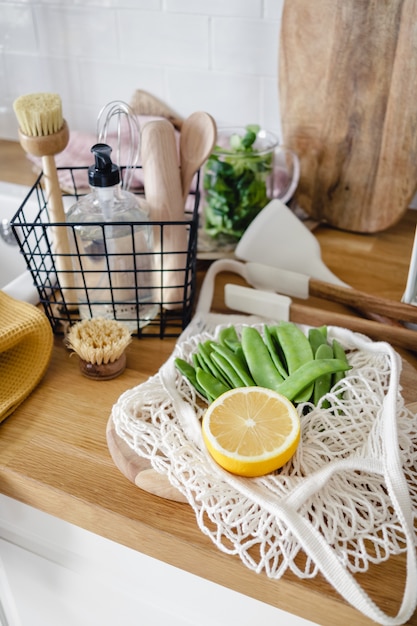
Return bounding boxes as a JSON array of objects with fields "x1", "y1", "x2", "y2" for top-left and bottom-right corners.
[{"x1": 202, "y1": 386, "x2": 301, "y2": 477}]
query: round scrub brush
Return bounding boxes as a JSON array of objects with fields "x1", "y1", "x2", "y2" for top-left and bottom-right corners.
[
  {"x1": 65, "y1": 318, "x2": 132, "y2": 380},
  {"x1": 13, "y1": 92, "x2": 76, "y2": 311}
]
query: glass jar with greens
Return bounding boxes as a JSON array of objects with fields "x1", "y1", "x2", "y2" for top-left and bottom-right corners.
[{"x1": 203, "y1": 125, "x2": 299, "y2": 245}]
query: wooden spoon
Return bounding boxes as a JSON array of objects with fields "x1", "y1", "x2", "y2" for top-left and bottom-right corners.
[{"x1": 179, "y1": 111, "x2": 217, "y2": 203}]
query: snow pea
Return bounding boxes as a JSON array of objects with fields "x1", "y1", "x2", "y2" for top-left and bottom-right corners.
[
  {"x1": 211, "y1": 352, "x2": 247, "y2": 388},
  {"x1": 308, "y1": 327, "x2": 328, "y2": 356},
  {"x1": 218, "y1": 325, "x2": 240, "y2": 352},
  {"x1": 198, "y1": 342, "x2": 229, "y2": 387},
  {"x1": 210, "y1": 342, "x2": 255, "y2": 386},
  {"x1": 313, "y1": 342, "x2": 334, "y2": 407},
  {"x1": 192, "y1": 351, "x2": 205, "y2": 372},
  {"x1": 241, "y1": 326, "x2": 284, "y2": 391},
  {"x1": 332, "y1": 339, "x2": 350, "y2": 385},
  {"x1": 275, "y1": 321, "x2": 314, "y2": 402},
  {"x1": 196, "y1": 367, "x2": 230, "y2": 401},
  {"x1": 263, "y1": 325, "x2": 288, "y2": 378},
  {"x1": 276, "y1": 358, "x2": 352, "y2": 403},
  {"x1": 174, "y1": 358, "x2": 207, "y2": 399}
]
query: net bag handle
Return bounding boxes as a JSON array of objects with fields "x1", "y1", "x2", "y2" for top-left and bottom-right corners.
[{"x1": 192, "y1": 259, "x2": 417, "y2": 625}]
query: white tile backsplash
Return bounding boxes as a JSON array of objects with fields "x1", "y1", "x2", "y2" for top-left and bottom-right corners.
[
  {"x1": 34, "y1": 5, "x2": 119, "y2": 59},
  {"x1": 118, "y1": 11, "x2": 209, "y2": 68},
  {"x1": 1, "y1": 0, "x2": 415, "y2": 212},
  {"x1": 77, "y1": 60, "x2": 165, "y2": 115},
  {"x1": 0, "y1": 1, "x2": 283, "y2": 141},
  {"x1": 0, "y1": 4, "x2": 37, "y2": 54},
  {"x1": 212, "y1": 17, "x2": 278, "y2": 76},
  {"x1": 167, "y1": 68, "x2": 263, "y2": 129},
  {"x1": 164, "y1": 0, "x2": 263, "y2": 18}
]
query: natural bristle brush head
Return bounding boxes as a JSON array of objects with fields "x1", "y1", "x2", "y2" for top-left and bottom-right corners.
[
  {"x1": 13, "y1": 92, "x2": 69, "y2": 156},
  {"x1": 13, "y1": 92, "x2": 63, "y2": 136},
  {"x1": 65, "y1": 318, "x2": 133, "y2": 380}
]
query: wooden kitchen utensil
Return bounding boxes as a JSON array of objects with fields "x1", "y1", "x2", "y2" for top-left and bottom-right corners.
[
  {"x1": 225, "y1": 283, "x2": 417, "y2": 353},
  {"x1": 179, "y1": 111, "x2": 217, "y2": 203},
  {"x1": 279, "y1": 0, "x2": 417, "y2": 233},
  {"x1": 244, "y1": 262, "x2": 417, "y2": 325},
  {"x1": 13, "y1": 93, "x2": 76, "y2": 310},
  {"x1": 235, "y1": 200, "x2": 404, "y2": 326},
  {"x1": 129, "y1": 88, "x2": 184, "y2": 131},
  {"x1": 141, "y1": 118, "x2": 188, "y2": 309}
]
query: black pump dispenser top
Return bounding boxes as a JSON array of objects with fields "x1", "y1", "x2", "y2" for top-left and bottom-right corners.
[{"x1": 88, "y1": 143, "x2": 120, "y2": 188}]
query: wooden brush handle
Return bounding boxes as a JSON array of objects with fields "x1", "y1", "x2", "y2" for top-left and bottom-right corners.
[
  {"x1": 19, "y1": 121, "x2": 76, "y2": 309},
  {"x1": 42, "y1": 154, "x2": 76, "y2": 307},
  {"x1": 309, "y1": 278, "x2": 417, "y2": 324},
  {"x1": 290, "y1": 302, "x2": 417, "y2": 353}
]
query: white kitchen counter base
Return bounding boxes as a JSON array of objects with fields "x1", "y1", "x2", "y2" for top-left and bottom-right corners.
[{"x1": 0, "y1": 494, "x2": 317, "y2": 626}]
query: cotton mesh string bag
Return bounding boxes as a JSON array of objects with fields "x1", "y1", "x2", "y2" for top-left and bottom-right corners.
[{"x1": 111, "y1": 259, "x2": 417, "y2": 626}]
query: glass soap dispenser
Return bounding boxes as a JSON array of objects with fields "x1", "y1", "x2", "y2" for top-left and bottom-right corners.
[{"x1": 66, "y1": 143, "x2": 158, "y2": 330}]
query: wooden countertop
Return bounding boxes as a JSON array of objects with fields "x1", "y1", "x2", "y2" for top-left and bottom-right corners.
[{"x1": 1, "y1": 139, "x2": 417, "y2": 626}]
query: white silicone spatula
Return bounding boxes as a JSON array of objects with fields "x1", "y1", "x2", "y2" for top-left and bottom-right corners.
[{"x1": 235, "y1": 199, "x2": 348, "y2": 286}]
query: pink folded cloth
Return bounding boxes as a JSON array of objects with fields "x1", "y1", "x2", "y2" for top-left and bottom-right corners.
[{"x1": 27, "y1": 115, "x2": 181, "y2": 194}]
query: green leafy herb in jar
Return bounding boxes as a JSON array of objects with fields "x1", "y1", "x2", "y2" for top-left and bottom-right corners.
[{"x1": 203, "y1": 124, "x2": 275, "y2": 241}]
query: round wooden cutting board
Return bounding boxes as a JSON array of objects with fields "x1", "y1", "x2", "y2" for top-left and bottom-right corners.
[
  {"x1": 106, "y1": 359, "x2": 417, "y2": 503},
  {"x1": 279, "y1": 0, "x2": 417, "y2": 233}
]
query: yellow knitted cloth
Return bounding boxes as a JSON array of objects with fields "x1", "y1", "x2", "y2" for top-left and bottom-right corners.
[{"x1": 0, "y1": 292, "x2": 53, "y2": 423}]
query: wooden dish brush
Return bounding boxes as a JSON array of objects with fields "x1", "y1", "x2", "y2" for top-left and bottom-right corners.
[{"x1": 13, "y1": 92, "x2": 77, "y2": 311}]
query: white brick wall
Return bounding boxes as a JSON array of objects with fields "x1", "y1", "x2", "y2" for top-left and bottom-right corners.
[{"x1": 0, "y1": 0, "x2": 284, "y2": 140}]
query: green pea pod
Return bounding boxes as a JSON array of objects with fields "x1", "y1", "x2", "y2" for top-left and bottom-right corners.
[
  {"x1": 241, "y1": 326, "x2": 284, "y2": 391},
  {"x1": 210, "y1": 342, "x2": 255, "y2": 386},
  {"x1": 275, "y1": 321, "x2": 314, "y2": 402},
  {"x1": 235, "y1": 345, "x2": 251, "y2": 370},
  {"x1": 174, "y1": 358, "x2": 208, "y2": 399},
  {"x1": 332, "y1": 339, "x2": 350, "y2": 385},
  {"x1": 196, "y1": 367, "x2": 230, "y2": 402},
  {"x1": 197, "y1": 342, "x2": 218, "y2": 375},
  {"x1": 218, "y1": 325, "x2": 240, "y2": 351},
  {"x1": 193, "y1": 347, "x2": 216, "y2": 379},
  {"x1": 198, "y1": 342, "x2": 229, "y2": 386},
  {"x1": 263, "y1": 325, "x2": 288, "y2": 378},
  {"x1": 276, "y1": 358, "x2": 352, "y2": 403},
  {"x1": 317, "y1": 325, "x2": 328, "y2": 339},
  {"x1": 224, "y1": 338, "x2": 241, "y2": 352},
  {"x1": 192, "y1": 351, "x2": 205, "y2": 372},
  {"x1": 211, "y1": 352, "x2": 247, "y2": 388},
  {"x1": 308, "y1": 327, "x2": 328, "y2": 356},
  {"x1": 313, "y1": 342, "x2": 334, "y2": 407}
]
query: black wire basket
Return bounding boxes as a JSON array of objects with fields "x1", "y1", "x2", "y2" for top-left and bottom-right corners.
[{"x1": 10, "y1": 166, "x2": 200, "y2": 338}]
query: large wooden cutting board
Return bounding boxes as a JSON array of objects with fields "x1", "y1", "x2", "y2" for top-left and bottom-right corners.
[
  {"x1": 279, "y1": 0, "x2": 417, "y2": 233},
  {"x1": 107, "y1": 359, "x2": 417, "y2": 503}
]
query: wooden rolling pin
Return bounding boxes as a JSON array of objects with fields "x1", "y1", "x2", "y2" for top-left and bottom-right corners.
[{"x1": 141, "y1": 119, "x2": 188, "y2": 310}]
